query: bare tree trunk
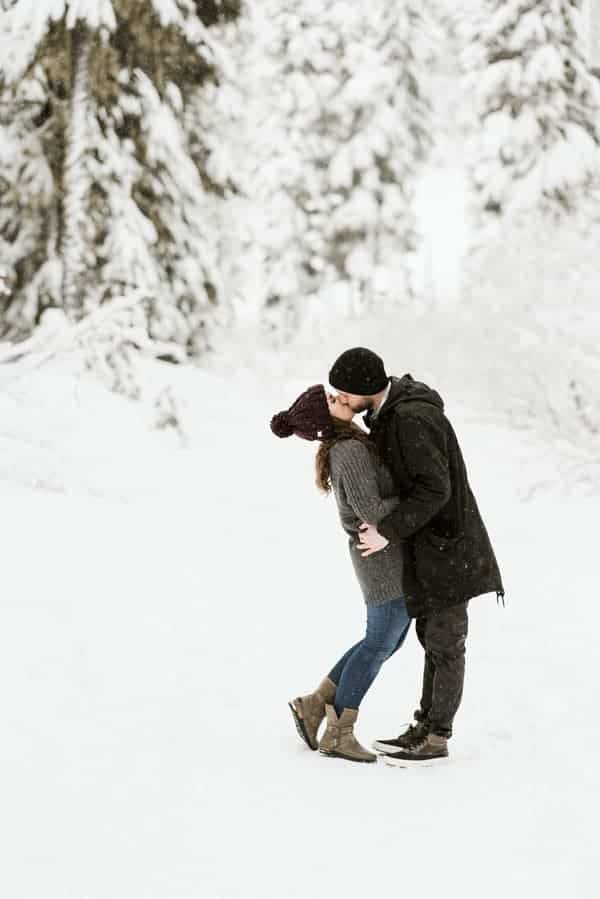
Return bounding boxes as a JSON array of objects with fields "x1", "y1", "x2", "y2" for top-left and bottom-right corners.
[{"x1": 61, "y1": 26, "x2": 91, "y2": 316}]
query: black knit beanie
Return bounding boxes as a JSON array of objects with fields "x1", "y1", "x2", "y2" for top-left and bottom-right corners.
[
  {"x1": 329, "y1": 347, "x2": 388, "y2": 396},
  {"x1": 270, "y1": 384, "x2": 336, "y2": 442}
]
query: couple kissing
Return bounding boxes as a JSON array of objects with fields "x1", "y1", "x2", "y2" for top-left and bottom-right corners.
[{"x1": 270, "y1": 347, "x2": 504, "y2": 767}]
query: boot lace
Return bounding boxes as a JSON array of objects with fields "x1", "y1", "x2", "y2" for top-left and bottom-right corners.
[
  {"x1": 401, "y1": 726, "x2": 429, "y2": 752},
  {"x1": 400, "y1": 722, "x2": 428, "y2": 742}
]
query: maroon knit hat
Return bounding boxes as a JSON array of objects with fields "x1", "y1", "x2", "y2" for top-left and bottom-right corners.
[{"x1": 270, "y1": 384, "x2": 336, "y2": 442}]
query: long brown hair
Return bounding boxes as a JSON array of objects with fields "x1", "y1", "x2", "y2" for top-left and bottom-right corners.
[{"x1": 316, "y1": 420, "x2": 376, "y2": 493}]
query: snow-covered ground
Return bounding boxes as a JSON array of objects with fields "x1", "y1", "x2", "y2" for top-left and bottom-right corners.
[{"x1": 1, "y1": 354, "x2": 596, "y2": 899}]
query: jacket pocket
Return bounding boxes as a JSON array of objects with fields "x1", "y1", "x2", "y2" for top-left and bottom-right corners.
[{"x1": 413, "y1": 529, "x2": 467, "y2": 591}]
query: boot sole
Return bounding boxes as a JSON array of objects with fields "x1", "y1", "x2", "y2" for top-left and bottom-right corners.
[
  {"x1": 384, "y1": 754, "x2": 449, "y2": 769},
  {"x1": 288, "y1": 702, "x2": 318, "y2": 751},
  {"x1": 319, "y1": 749, "x2": 377, "y2": 764}
]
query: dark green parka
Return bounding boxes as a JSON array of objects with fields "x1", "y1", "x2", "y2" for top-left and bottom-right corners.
[{"x1": 367, "y1": 375, "x2": 504, "y2": 618}]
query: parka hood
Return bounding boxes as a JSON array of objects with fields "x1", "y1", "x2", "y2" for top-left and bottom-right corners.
[{"x1": 377, "y1": 374, "x2": 445, "y2": 416}]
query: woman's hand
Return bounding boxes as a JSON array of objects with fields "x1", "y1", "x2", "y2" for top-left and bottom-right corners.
[{"x1": 357, "y1": 523, "x2": 389, "y2": 557}]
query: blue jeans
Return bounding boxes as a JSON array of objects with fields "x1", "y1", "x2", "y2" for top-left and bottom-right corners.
[{"x1": 328, "y1": 598, "x2": 410, "y2": 715}]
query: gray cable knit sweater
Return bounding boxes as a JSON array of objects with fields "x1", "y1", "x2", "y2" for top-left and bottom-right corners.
[{"x1": 329, "y1": 439, "x2": 404, "y2": 606}]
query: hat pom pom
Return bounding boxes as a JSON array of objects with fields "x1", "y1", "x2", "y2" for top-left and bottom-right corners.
[{"x1": 270, "y1": 411, "x2": 294, "y2": 438}]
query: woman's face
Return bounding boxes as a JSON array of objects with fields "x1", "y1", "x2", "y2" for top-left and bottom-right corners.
[{"x1": 327, "y1": 392, "x2": 354, "y2": 423}]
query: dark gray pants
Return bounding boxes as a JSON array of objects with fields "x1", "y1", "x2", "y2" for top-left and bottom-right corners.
[{"x1": 415, "y1": 601, "x2": 469, "y2": 739}]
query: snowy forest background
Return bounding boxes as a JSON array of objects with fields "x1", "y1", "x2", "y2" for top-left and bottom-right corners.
[
  {"x1": 0, "y1": 0, "x2": 599, "y2": 476},
  {"x1": 1, "y1": 4, "x2": 599, "y2": 896}
]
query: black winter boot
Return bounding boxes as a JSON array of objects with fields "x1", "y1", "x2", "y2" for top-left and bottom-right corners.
[
  {"x1": 372, "y1": 718, "x2": 429, "y2": 755},
  {"x1": 383, "y1": 733, "x2": 448, "y2": 767}
]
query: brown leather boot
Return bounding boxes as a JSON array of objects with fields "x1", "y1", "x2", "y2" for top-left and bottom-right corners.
[
  {"x1": 319, "y1": 705, "x2": 377, "y2": 763},
  {"x1": 289, "y1": 677, "x2": 336, "y2": 750}
]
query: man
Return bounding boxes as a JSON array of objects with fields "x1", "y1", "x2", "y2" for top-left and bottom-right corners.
[{"x1": 328, "y1": 347, "x2": 504, "y2": 765}]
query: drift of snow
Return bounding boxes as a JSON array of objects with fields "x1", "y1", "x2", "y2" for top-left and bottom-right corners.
[{"x1": 0, "y1": 347, "x2": 596, "y2": 899}]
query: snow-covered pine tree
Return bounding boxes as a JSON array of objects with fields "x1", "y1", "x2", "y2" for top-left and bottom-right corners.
[
  {"x1": 0, "y1": 59, "x2": 59, "y2": 333},
  {"x1": 0, "y1": 0, "x2": 239, "y2": 357},
  {"x1": 590, "y1": 0, "x2": 600, "y2": 75},
  {"x1": 191, "y1": 1, "x2": 310, "y2": 345},
  {"x1": 195, "y1": 0, "x2": 433, "y2": 345},
  {"x1": 463, "y1": 0, "x2": 600, "y2": 221},
  {"x1": 457, "y1": 1, "x2": 600, "y2": 464},
  {"x1": 279, "y1": 0, "x2": 432, "y2": 314}
]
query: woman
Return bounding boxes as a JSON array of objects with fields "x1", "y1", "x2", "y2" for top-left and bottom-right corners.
[{"x1": 270, "y1": 384, "x2": 409, "y2": 764}]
